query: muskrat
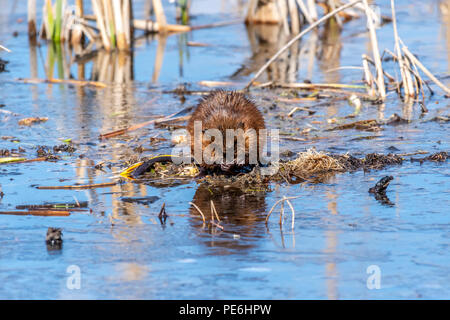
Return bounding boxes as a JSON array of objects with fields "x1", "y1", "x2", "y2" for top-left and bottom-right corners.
[{"x1": 187, "y1": 90, "x2": 266, "y2": 174}]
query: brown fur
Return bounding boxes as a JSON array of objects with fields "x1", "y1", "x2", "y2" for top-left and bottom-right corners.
[{"x1": 187, "y1": 90, "x2": 266, "y2": 170}]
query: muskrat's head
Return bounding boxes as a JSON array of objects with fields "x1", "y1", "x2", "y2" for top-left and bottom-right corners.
[{"x1": 187, "y1": 91, "x2": 266, "y2": 172}]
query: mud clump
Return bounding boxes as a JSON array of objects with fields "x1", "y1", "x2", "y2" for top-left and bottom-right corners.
[
  {"x1": 36, "y1": 144, "x2": 76, "y2": 160},
  {"x1": 362, "y1": 153, "x2": 403, "y2": 170},
  {"x1": 53, "y1": 144, "x2": 76, "y2": 154},
  {"x1": 36, "y1": 146, "x2": 59, "y2": 160},
  {"x1": 411, "y1": 152, "x2": 448, "y2": 164}
]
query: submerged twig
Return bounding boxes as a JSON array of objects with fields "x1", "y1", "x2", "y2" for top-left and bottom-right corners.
[{"x1": 36, "y1": 181, "x2": 118, "y2": 189}]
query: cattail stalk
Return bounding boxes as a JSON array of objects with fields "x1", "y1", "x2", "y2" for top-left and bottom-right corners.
[{"x1": 28, "y1": 0, "x2": 37, "y2": 39}]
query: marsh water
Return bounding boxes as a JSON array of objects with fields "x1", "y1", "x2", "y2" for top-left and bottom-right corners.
[{"x1": 0, "y1": 0, "x2": 449, "y2": 299}]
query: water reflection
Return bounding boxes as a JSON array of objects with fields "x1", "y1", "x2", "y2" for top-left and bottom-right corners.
[{"x1": 189, "y1": 184, "x2": 267, "y2": 252}]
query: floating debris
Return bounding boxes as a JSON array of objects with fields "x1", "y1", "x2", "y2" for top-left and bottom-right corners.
[
  {"x1": 18, "y1": 117, "x2": 48, "y2": 126},
  {"x1": 411, "y1": 152, "x2": 448, "y2": 164}
]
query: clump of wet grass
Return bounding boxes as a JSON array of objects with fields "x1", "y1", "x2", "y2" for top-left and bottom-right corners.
[
  {"x1": 120, "y1": 149, "x2": 447, "y2": 190},
  {"x1": 276, "y1": 149, "x2": 344, "y2": 182}
]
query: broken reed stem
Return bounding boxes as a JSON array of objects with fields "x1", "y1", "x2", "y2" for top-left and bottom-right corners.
[
  {"x1": 189, "y1": 202, "x2": 206, "y2": 225},
  {"x1": 152, "y1": 0, "x2": 167, "y2": 31},
  {"x1": 284, "y1": 198, "x2": 296, "y2": 230},
  {"x1": 362, "y1": 54, "x2": 376, "y2": 97},
  {"x1": 362, "y1": 0, "x2": 385, "y2": 99},
  {"x1": 245, "y1": 0, "x2": 362, "y2": 90},
  {"x1": 36, "y1": 181, "x2": 118, "y2": 189},
  {"x1": 402, "y1": 45, "x2": 450, "y2": 96},
  {"x1": 279, "y1": 200, "x2": 285, "y2": 227},
  {"x1": 18, "y1": 77, "x2": 107, "y2": 88},
  {"x1": 0, "y1": 45, "x2": 11, "y2": 52},
  {"x1": 99, "y1": 105, "x2": 190, "y2": 139},
  {"x1": 210, "y1": 200, "x2": 221, "y2": 222},
  {"x1": 0, "y1": 210, "x2": 70, "y2": 216},
  {"x1": 265, "y1": 196, "x2": 300, "y2": 226},
  {"x1": 391, "y1": 0, "x2": 414, "y2": 97}
]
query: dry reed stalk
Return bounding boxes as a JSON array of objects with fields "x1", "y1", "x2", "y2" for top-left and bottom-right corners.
[
  {"x1": 402, "y1": 45, "x2": 450, "y2": 96},
  {"x1": 296, "y1": 0, "x2": 313, "y2": 24},
  {"x1": 18, "y1": 77, "x2": 107, "y2": 88},
  {"x1": 37, "y1": 181, "x2": 118, "y2": 189},
  {"x1": 28, "y1": 0, "x2": 37, "y2": 39},
  {"x1": 245, "y1": 0, "x2": 258, "y2": 23},
  {"x1": 284, "y1": 197, "x2": 296, "y2": 230},
  {"x1": 44, "y1": 0, "x2": 54, "y2": 40},
  {"x1": 245, "y1": 0, "x2": 362, "y2": 90},
  {"x1": 0, "y1": 210, "x2": 70, "y2": 216},
  {"x1": 113, "y1": 0, "x2": 127, "y2": 50},
  {"x1": 122, "y1": 0, "x2": 131, "y2": 48},
  {"x1": 104, "y1": 0, "x2": 116, "y2": 49},
  {"x1": 247, "y1": 0, "x2": 281, "y2": 24},
  {"x1": 92, "y1": 0, "x2": 111, "y2": 50},
  {"x1": 152, "y1": 0, "x2": 167, "y2": 31},
  {"x1": 362, "y1": 0, "x2": 385, "y2": 99},
  {"x1": 265, "y1": 196, "x2": 300, "y2": 226},
  {"x1": 279, "y1": 200, "x2": 284, "y2": 226},
  {"x1": 211, "y1": 201, "x2": 220, "y2": 223},
  {"x1": 306, "y1": 0, "x2": 318, "y2": 21},
  {"x1": 362, "y1": 54, "x2": 377, "y2": 97},
  {"x1": 390, "y1": 0, "x2": 414, "y2": 97},
  {"x1": 277, "y1": 0, "x2": 290, "y2": 35},
  {"x1": 288, "y1": 0, "x2": 300, "y2": 34},
  {"x1": 71, "y1": 0, "x2": 84, "y2": 45},
  {"x1": 99, "y1": 105, "x2": 188, "y2": 139},
  {"x1": 0, "y1": 45, "x2": 11, "y2": 52},
  {"x1": 189, "y1": 202, "x2": 206, "y2": 225}
]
